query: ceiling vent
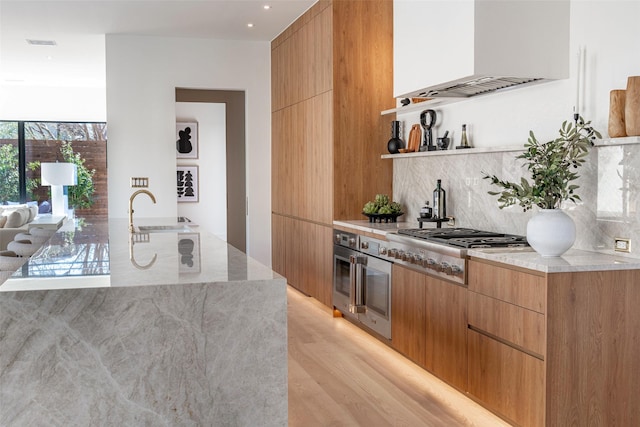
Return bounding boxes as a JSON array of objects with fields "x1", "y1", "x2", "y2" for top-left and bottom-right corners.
[{"x1": 26, "y1": 39, "x2": 57, "y2": 46}]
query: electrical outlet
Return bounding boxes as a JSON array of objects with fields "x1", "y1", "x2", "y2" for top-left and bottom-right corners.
[{"x1": 614, "y1": 238, "x2": 631, "y2": 253}]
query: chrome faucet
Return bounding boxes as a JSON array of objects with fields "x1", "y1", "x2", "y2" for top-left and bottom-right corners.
[{"x1": 129, "y1": 189, "x2": 157, "y2": 232}]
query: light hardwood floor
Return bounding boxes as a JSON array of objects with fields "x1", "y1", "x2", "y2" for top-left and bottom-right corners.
[{"x1": 287, "y1": 286, "x2": 511, "y2": 426}]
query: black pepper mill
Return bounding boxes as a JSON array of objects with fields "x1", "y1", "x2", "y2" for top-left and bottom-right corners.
[{"x1": 387, "y1": 121, "x2": 404, "y2": 154}]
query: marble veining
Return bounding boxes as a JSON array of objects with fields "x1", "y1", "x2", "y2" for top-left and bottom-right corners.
[
  {"x1": 0, "y1": 219, "x2": 288, "y2": 426},
  {"x1": 393, "y1": 144, "x2": 640, "y2": 259}
]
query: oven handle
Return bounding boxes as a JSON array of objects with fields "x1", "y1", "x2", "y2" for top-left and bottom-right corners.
[{"x1": 349, "y1": 255, "x2": 366, "y2": 314}]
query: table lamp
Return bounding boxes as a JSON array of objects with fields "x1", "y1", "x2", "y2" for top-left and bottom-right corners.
[{"x1": 41, "y1": 162, "x2": 77, "y2": 217}]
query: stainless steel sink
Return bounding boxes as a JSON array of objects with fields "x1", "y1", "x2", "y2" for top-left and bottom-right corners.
[{"x1": 137, "y1": 225, "x2": 192, "y2": 233}]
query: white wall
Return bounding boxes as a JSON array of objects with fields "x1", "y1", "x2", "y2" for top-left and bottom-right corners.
[
  {"x1": 106, "y1": 35, "x2": 272, "y2": 265},
  {"x1": 395, "y1": 0, "x2": 640, "y2": 147},
  {"x1": 175, "y1": 102, "x2": 227, "y2": 241},
  {"x1": 0, "y1": 85, "x2": 106, "y2": 121}
]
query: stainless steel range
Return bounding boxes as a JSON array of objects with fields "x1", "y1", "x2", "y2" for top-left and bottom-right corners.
[{"x1": 385, "y1": 228, "x2": 528, "y2": 285}]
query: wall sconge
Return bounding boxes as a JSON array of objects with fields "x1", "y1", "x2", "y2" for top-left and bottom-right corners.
[{"x1": 41, "y1": 162, "x2": 78, "y2": 217}]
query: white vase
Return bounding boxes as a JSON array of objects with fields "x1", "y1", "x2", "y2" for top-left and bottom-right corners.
[{"x1": 526, "y1": 209, "x2": 576, "y2": 257}]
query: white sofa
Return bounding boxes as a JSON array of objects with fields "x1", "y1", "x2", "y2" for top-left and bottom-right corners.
[{"x1": 0, "y1": 204, "x2": 39, "y2": 251}]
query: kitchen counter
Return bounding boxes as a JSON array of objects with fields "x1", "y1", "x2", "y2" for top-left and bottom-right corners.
[
  {"x1": 467, "y1": 247, "x2": 640, "y2": 273},
  {"x1": 334, "y1": 219, "x2": 640, "y2": 273},
  {"x1": 0, "y1": 218, "x2": 287, "y2": 426}
]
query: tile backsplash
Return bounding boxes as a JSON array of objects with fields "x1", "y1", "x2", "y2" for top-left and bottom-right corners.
[{"x1": 393, "y1": 143, "x2": 640, "y2": 258}]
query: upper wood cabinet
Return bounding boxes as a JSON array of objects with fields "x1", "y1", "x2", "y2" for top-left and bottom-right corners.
[{"x1": 271, "y1": 0, "x2": 394, "y2": 225}]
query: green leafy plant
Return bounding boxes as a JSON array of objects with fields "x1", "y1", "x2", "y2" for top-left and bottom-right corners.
[
  {"x1": 483, "y1": 117, "x2": 601, "y2": 211},
  {"x1": 59, "y1": 141, "x2": 95, "y2": 209},
  {"x1": 0, "y1": 144, "x2": 40, "y2": 203},
  {"x1": 363, "y1": 194, "x2": 403, "y2": 214}
]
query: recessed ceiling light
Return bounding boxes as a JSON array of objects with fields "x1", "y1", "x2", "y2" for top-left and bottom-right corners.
[
  {"x1": 26, "y1": 39, "x2": 57, "y2": 46},
  {"x1": 264, "y1": 5, "x2": 272, "y2": 10},
  {"x1": 247, "y1": 23, "x2": 254, "y2": 28}
]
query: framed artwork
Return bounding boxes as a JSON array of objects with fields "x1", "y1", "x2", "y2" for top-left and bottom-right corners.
[
  {"x1": 176, "y1": 121, "x2": 198, "y2": 159},
  {"x1": 178, "y1": 233, "x2": 201, "y2": 274},
  {"x1": 177, "y1": 165, "x2": 199, "y2": 203}
]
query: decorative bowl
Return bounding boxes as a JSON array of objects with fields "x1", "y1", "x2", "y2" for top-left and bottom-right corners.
[{"x1": 362, "y1": 212, "x2": 404, "y2": 223}]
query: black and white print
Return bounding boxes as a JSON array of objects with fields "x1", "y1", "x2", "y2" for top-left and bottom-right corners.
[
  {"x1": 176, "y1": 122, "x2": 198, "y2": 159},
  {"x1": 177, "y1": 165, "x2": 199, "y2": 202}
]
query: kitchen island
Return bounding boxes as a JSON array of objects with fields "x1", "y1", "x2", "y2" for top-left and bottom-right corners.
[{"x1": 0, "y1": 218, "x2": 287, "y2": 426}]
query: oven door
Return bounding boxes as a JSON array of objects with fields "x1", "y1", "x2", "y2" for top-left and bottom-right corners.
[
  {"x1": 333, "y1": 245, "x2": 357, "y2": 318},
  {"x1": 359, "y1": 255, "x2": 392, "y2": 339}
]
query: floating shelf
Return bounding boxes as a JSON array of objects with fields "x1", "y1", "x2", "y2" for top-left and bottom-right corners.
[
  {"x1": 381, "y1": 145, "x2": 524, "y2": 159},
  {"x1": 380, "y1": 98, "x2": 463, "y2": 116},
  {"x1": 594, "y1": 136, "x2": 640, "y2": 146},
  {"x1": 381, "y1": 137, "x2": 640, "y2": 159}
]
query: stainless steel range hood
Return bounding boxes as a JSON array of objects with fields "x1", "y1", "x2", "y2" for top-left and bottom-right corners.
[
  {"x1": 394, "y1": 0, "x2": 570, "y2": 100},
  {"x1": 412, "y1": 76, "x2": 545, "y2": 99}
]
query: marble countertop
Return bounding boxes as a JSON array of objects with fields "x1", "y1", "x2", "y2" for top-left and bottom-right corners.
[
  {"x1": 2, "y1": 217, "x2": 281, "y2": 292},
  {"x1": 467, "y1": 247, "x2": 640, "y2": 273},
  {"x1": 334, "y1": 219, "x2": 640, "y2": 274}
]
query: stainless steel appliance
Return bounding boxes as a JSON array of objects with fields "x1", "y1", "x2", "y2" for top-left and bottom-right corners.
[
  {"x1": 333, "y1": 231, "x2": 392, "y2": 339},
  {"x1": 385, "y1": 228, "x2": 528, "y2": 286}
]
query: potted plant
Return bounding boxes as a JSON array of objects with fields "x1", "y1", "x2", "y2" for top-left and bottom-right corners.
[{"x1": 483, "y1": 116, "x2": 601, "y2": 256}]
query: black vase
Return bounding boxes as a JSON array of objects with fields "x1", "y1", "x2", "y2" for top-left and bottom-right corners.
[{"x1": 387, "y1": 120, "x2": 404, "y2": 154}]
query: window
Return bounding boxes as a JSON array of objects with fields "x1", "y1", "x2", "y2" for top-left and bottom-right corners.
[{"x1": 0, "y1": 121, "x2": 108, "y2": 219}]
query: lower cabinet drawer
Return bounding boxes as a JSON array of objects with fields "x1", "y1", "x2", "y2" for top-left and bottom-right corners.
[
  {"x1": 468, "y1": 291, "x2": 545, "y2": 357},
  {"x1": 468, "y1": 329, "x2": 545, "y2": 427},
  {"x1": 468, "y1": 259, "x2": 546, "y2": 313}
]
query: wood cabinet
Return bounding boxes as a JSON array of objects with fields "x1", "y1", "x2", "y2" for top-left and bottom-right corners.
[
  {"x1": 424, "y1": 276, "x2": 467, "y2": 391},
  {"x1": 391, "y1": 265, "x2": 426, "y2": 366},
  {"x1": 467, "y1": 259, "x2": 546, "y2": 426},
  {"x1": 271, "y1": 0, "x2": 394, "y2": 306},
  {"x1": 271, "y1": 215, "x2": 333, "y2": 307},
  {"x1": 468, "y1": 329, "x2": 545, "y2": 427},
  {"x1": 391, "y1": 264, "x2": 467, "y2": 390},
  {"x1": 468, "y1": 257, "x2": 640, "y2": 426}
]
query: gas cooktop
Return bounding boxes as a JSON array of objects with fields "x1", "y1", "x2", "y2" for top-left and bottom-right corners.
[{"x1": 397, "y1": 228, "x2": 529, "y2": 249}]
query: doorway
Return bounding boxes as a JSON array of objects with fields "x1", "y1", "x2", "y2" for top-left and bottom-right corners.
[{"x1": 175, "y1": 88, "x2": 246, "y2": 252}]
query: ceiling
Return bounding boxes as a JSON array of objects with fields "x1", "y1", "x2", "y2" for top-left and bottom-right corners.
[{"x1": 0, "y1": 0, "x2": 316, "y2": 87}]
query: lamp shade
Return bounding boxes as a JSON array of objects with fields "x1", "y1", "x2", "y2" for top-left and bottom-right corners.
[{"x1": 41, "y1": 163, "x2": 77, "y2": 186}]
